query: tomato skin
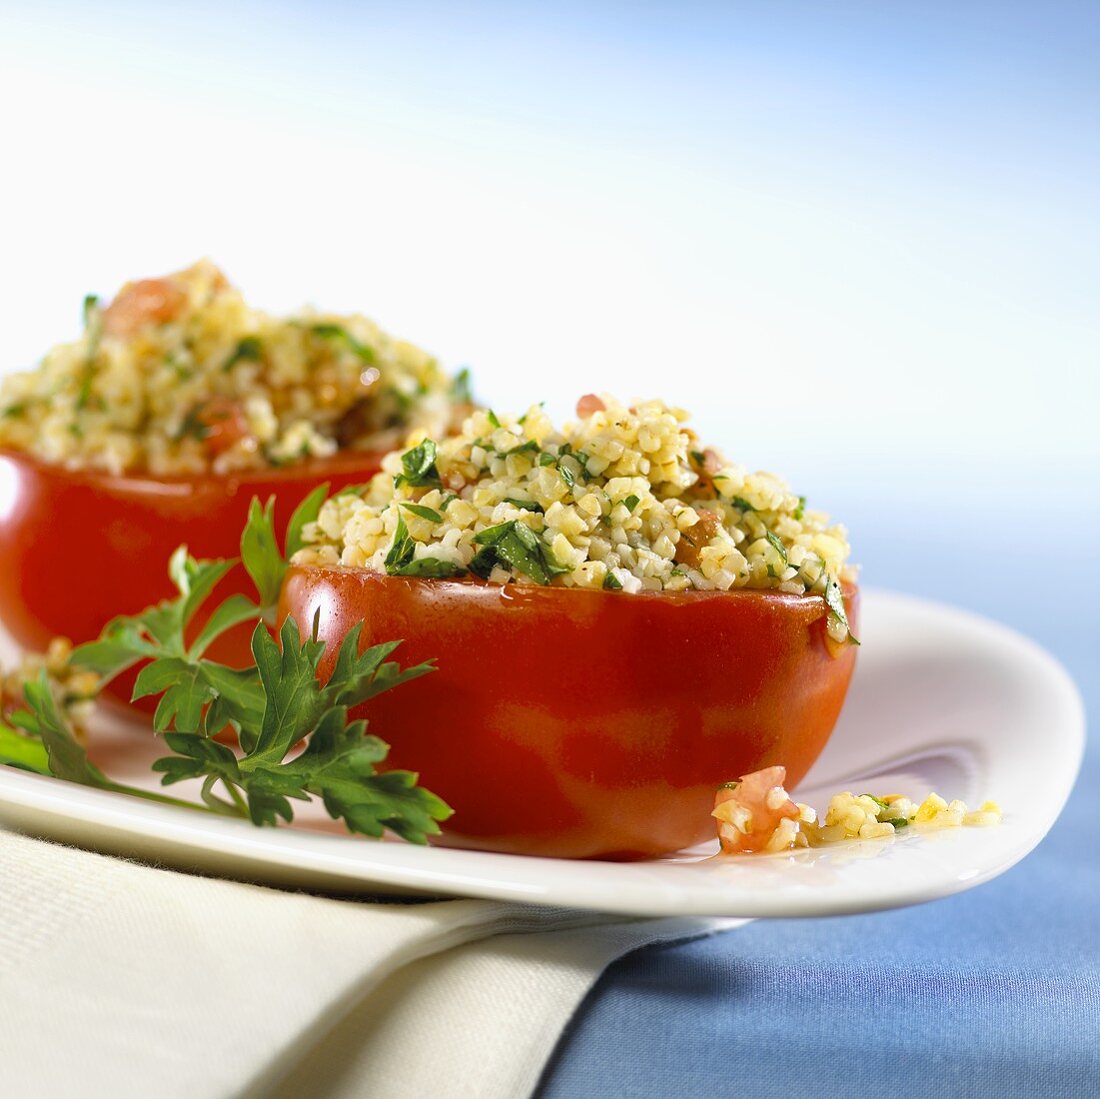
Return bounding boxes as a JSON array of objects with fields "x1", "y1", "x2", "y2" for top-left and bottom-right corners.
[
  {"x1": 0, "y1": 449, "x2": 386, "y2": 704},
  {"x1": 279, "y1": 568, "x2": 859, "y2": 860}
]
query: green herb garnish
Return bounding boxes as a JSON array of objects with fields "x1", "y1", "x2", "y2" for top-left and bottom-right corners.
[
  {"x1": 451, "y1": 367, "x2": 473, "y2": 404},
  {"x1": 470, "y1": 520, "x2": 569, "y2": 585},
  {"x1": 602, "y1": 572, "x2": 623, "y2": 590},
  {"x1": 794, "y1": 495, "x2": 806, "y2": 521},
  {"x1": 505, "y1": 498, "x2": 544, "y2": 513},
  {"x1": 764, "y1": 529, "x2": 788, "y2": 565},
  {"x1": 309, "y1": 323, "x2": 376, "y2": 364},
  {"x1": 384, "y1": 514, "x2": 462, "y2": 578},
  {"x1": 861, "y1": 794, "x2": 891, "y2": 812},
  {"x1": 75, "y1": 293, "x2": 103, "y2": 411},
  {"x1": 623, "y1": 494, "x2": 640, "y2": 513},
  {"x1": 824, "y1": 576, "x2": 860, "y2": 645},
  {"x1": 4, "y1": 496, "x2": 452, "y2": 841},
  {"x1": 394, "y1": 438, "x2": 441, "y2": 490},
  {"x1": 223, "y1": 335, "x2": 263, "y2": 372},
  {"x1": 487, "y1": 409, "x2": 501, "y2": 429},
  {"x1": 501, "y1": 439, "x2": 540, "y2": 458},
  {"x1": 731, "y1": 496, "x2": 755, "y2": 513},
  {"x1": 401, "y1": 502, "x2": 443, "y2": 523}
]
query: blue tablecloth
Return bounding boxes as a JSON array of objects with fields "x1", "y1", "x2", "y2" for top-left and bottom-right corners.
[{"x1": 539, "y1": 498, "x2": 1099, "y2": 1097}]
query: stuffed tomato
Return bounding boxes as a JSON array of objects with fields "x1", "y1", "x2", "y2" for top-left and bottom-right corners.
[
  {"x1": 0, "y1": 259, "x2": 467, "y2": 677},
  {"x1": 282, "y1": 395, "x2": 860, "y2": 858}
]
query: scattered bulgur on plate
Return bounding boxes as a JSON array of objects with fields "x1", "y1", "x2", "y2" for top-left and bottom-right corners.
[
  {"x1": 713, "y1": 766, "x2": 1002, "y2": 855},
  {"x1": 297, "y1": 394, "x2": 860, "y2": 640},
  {"x1": 0, "y1": 260, "x2": 467, "y2": 476}
]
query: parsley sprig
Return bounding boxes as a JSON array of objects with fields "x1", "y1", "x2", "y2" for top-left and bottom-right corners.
[{"x1": 0, "y1": 492, "x2": 452, "y2": 842}]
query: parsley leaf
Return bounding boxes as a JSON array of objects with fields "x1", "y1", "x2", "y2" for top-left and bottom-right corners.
[
  {"x1": 624, "y1": 494, "x2": 640, "y2": 513},
  {"x1": 394, "y1": 438, "x2": 441, "y2": 489},
  {"x1": 471, "y1": 521, "x2": 570, "y2": 585},
  {"x1": 384, "y1": 514, "x2": 463, "y2": 578},
  {"x1": 241, "y1": 497, "x2": 284, "y2": 609},
  {"x1": 309, "y1": 322, "x2": 376, "y2": 364},
  {"x1": 451, "y1": 367, "x2": 474, "y2": 404},
  {"x1": 501, "y1": 439, "x2": 539, "y2": 458},
  {"x1": 401, "y1": 502, "x2": 443, "y2": 523},
  {"x1": 603, "y1": 571, "x2": 623, "y2": 590},
  {"x1": 824, "y1": 577, "x2": 860, "y2": 645},
  {"x1": 0, "y1": 719, "x2": 50, "y2": 773},
  {"x1": 223, "y1": 335, "x2": 262, "y2": 372},
  {"x1": 764, "y1": 529, "x2": 788, "y2": 565},
  {"x1": 8, "y1": 493, "x2": 453, "y2": 843},
  {"x1": 75, "y1": 293, "x2": 103, "y2": 411}
]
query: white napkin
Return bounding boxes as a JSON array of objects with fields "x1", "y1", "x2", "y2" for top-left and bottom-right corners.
[{"x1": 0, "y1": 827, "x2": 737, "y2": 1098}]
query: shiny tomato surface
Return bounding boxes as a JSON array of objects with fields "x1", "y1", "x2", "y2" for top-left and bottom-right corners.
[
  {"x1": 280, "y1": 568, "x2": 859, "y2": 859},
  {"x1": 0, "y1": 449, "x2": 385, "y2": 697}
]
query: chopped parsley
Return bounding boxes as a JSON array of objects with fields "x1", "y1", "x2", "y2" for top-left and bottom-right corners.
[
  {"x1": 75, "y1": 293, "x2": 103, "y2": 411},
  {"x1": 624, "y1": 494, "x2": 640, "y2": 513},
  {"x1": 451, "y1": 367, "x2": 473, "y2": 404},
  {"x1": 487, "y1": 409, "x2": 501, "y2": 429},
  {"x1": 384, "y1": 514, "x2": 462, "y2": 578},
  {"x1": 602, "y1": 572, "x2": 623, "y2": 590},
  {"x1": 394, "y1": 438, "x2": 442, "y2": 490},
  {"x1": 470, "y1": 520, "x2": 569, "y2": 585},
  {"x1": 764, "y1": 529, "x2": 788, "y2": 565},
  {"x1": 400, "y1": 502, "x2": 443, "y2": 523},
  {"x1": 862, "y1": 794, "x2": 891, "y2": 811},
  {"x1": 731, "y1": 496, "x2": 755, "y2": 513},
  {"x1": 794, "y1": 495, "x2": 806, "y2": 521},
  {"x1": 309, "y1": 323, "x2": 376, "y2": 364},
  {"x1": 824, "y1": 576, "x2": 860, "y2": 645},
  {"x1": 500, "y1": 439, "x2": 539, "y2": 458},
  {"x1": 222, "y1": 335, "x2": 262, "y2": 372},
  {"x1": 505, "y1": 498, "x2": 544, "y2": 513}
]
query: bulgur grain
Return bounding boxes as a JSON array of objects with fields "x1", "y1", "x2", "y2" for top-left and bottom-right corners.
[{"x1": 0, "y1": 260, "x2": 465, "y2": 476}]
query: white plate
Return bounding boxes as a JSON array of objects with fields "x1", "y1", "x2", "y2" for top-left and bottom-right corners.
[{"x1": 0, "y1": 591, "x2": 1084, "y2": 917}]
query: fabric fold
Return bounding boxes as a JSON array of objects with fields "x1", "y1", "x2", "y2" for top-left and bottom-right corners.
[{"x1": 0, "y1": 829, "x2": 737, "y2": 1099}]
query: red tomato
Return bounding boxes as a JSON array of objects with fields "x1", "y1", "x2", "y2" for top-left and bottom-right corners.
[
  {"x1": 0, "y1": 449, "x2": 387, "y2": 705},
  {"x1": 185, "y1": 398, "x2": 252, "y2": 458},
  {"x1": 713, "y1": 765, "x2": 801, "y2": 853},
  {"x1": 279, "y1": 569, "x2": 859, "y2": 859}
]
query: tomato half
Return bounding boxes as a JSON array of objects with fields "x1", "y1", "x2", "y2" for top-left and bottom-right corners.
[
  {"x1": 0, "y1": 449, "x2": 386, "y2": 703},
  {"x1": 279, "y1": 568, "x2": 859, "y2": 859}
]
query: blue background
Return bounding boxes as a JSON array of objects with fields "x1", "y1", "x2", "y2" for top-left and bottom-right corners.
[{"x1": 1, "y1": 2, "x2": 1096, "y2": 1092}]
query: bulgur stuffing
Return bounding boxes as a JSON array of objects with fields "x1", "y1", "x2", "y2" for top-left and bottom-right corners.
[
  {"x1": 713, "y1": 766, "x2": 1002, "y2": 855},
  {"x1": 0, "y1": 260, "x2": 467, "y2": 476},
  {"x1": 1, "y1": 638, "x2": 98, "y2": 743},
  {"x1": 297, "y1": 394, "x2": 859, "y2": 640}
]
